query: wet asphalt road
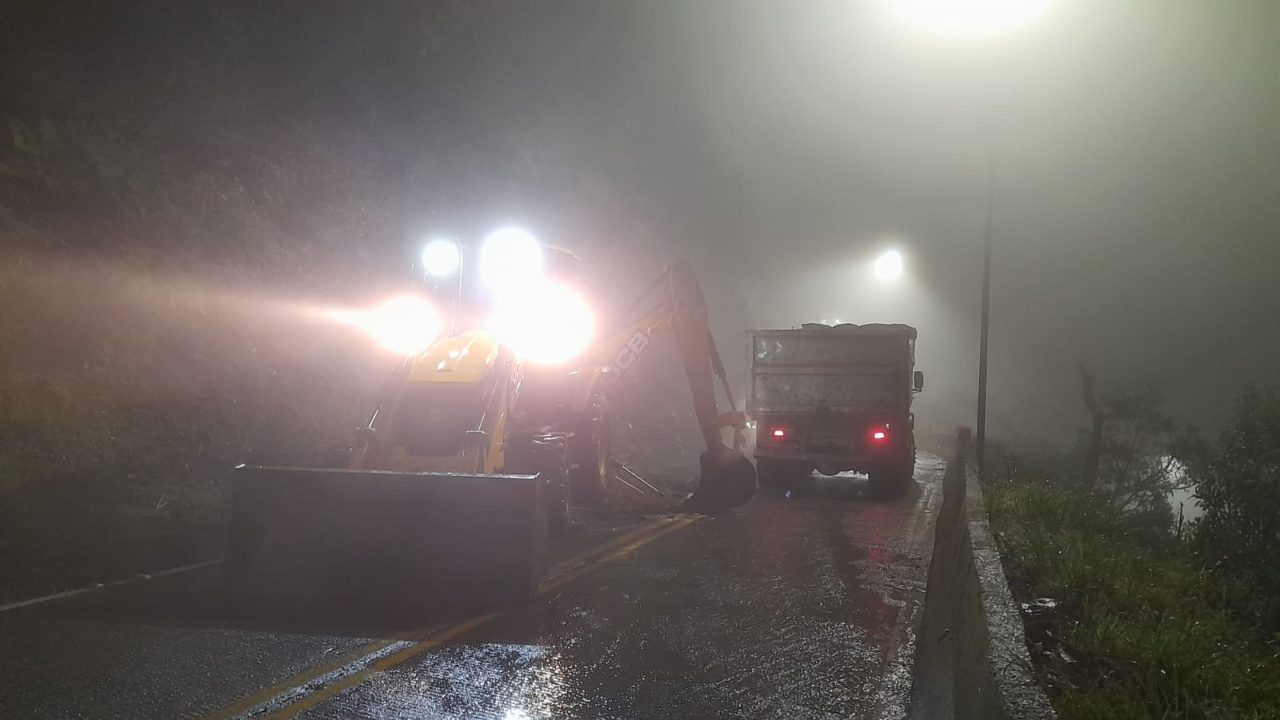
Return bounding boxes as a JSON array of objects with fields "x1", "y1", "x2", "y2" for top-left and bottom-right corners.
[{"x1": 0, "y1": 453, "x2": 943, "y2": 719}]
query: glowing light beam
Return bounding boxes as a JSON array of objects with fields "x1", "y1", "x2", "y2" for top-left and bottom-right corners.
[
  {"x1": 488, "y1": 281, "x2": 594, "y2": 364},
  {"x1": 422, "y1": 239, "x2": 462, "y2": 277},
  {"x1": 888, "y1": 0, "x2": 1056, "y2": 37},
  {"x1": 330, "y1": 296, "x2": 442, "y2": 355},
  {"x1": 873, "y1": 250, "x2": 904, "y2": 281}
]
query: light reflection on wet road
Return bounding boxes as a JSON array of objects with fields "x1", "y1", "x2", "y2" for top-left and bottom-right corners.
[{"x1": 303, "y1": 454, "x2": 943, "y2": 720}]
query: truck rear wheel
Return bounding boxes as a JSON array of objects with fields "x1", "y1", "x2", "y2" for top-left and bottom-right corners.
[{"x1": 757, "y1": 458, "x2": 811, "y2": 489}]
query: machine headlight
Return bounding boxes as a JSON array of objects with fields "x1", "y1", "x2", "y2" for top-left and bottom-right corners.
[
  {"x1": 488, "y1": 281, "x2": 594, "y2": 365},
  {"x1": 479, "y1": 227, "x2": 543, "y2": 294},
  {"x1": 332, "y1": 296, "x2": 442, "y2": 356},
  {"x1": 422, "y1": 239, "x2": 462, "y2": 278}
]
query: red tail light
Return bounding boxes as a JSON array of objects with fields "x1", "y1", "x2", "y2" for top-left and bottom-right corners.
[
  {"x1": 872, "y1": 430, "x2": 887, "y2": 440},
  {"x1": 771, "y1": 427, "x2": 787, "y2": 439}
]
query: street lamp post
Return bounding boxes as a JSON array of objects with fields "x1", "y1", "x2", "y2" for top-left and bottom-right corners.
[{"x1": 976, "y1": 155, "x2": 995, "y2": 473}]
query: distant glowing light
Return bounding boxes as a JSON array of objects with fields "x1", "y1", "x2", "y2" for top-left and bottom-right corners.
[
  {"x1": 331, "y1": 296, "x2": 441, "y2": 355},
  {"x1": 888, "y1": 0, "x2": 1056, "y2": 37},
  {"x1": 488, "y1": 281, "x2": 594, "y2": 364},
  {"x1": 873, "y1": 430, "x2": 888, "y2": 440},
  {"x1": 480, "y1": 227, "x2": 543, "y2": 294},
  {"x1": 874, "y1": 250, "x2": 904, "y2": 280},
  {"x1": 772, "y1": 428, "x2": 787, "y2": 438},
  {"x1": 422, "y1": 239, "x2": 462, "y2": 277}
]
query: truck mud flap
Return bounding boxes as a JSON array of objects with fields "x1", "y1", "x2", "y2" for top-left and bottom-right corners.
[{"x1": 224, "y1": 466, "x2": 549, "y2": 614}]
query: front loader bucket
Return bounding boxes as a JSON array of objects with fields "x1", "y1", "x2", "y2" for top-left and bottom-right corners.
[
  {"x1": 224, "y1": 466, "x2": 549, "y2": 613},
  {"x1": 684, "y1": 449, "x2": 757, "y2": 513}
]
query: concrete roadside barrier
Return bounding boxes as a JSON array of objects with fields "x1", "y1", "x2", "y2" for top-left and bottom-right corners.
[{"x1": 910, "y1": 429, "x2": 1057, "y2": 719}]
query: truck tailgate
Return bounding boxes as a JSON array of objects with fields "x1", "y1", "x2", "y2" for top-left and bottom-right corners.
[{"x1": 750, "y1": 367, "x2": 899, "y2": 414}]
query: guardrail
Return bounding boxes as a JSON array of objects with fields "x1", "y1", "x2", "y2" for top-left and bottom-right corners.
[{"x1": 910, "y1": 428, "x2": 1057, "y2": 719}]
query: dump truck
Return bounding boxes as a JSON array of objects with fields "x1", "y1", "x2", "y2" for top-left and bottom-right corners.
[
  {"x1": 747, "y1": 323, "x2": 923, "y2": 494},
  {"x1": 225, "y1": 245, "x2": 754, "y2": 610}
]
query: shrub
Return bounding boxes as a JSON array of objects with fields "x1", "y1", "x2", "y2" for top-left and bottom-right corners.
[
  {"x1": 984, "y1": 443, "x2": 1280, "y2": 719},
  {"x1": 1189, "y1": 387, "x2": 1280, "y2": 642}
]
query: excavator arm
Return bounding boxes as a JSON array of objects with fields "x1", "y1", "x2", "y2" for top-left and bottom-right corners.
[{"x1": 583, "y1": 263, "x2": 756, "y2": 512}]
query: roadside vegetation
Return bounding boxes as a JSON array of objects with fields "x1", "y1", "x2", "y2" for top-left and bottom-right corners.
[{"x1": 984, "y1": 386, "x2": 1280, "y2": 719}]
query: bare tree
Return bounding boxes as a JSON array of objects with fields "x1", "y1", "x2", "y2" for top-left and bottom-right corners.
[
  {"x1": 1078, "y1": 363, "x2": 1105, "y2": 491},
  {"x1": 1077, "y1": 366, "x2": 1183, "y2": 523}
]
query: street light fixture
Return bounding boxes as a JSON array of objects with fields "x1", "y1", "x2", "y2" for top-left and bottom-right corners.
[{"x1": 873, "y1": 249, "x2": 905, "y2": 281}]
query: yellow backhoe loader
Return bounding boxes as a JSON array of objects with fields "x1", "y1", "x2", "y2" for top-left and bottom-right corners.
[{"x1": 224, "y1": 258, "x2": 754, "y2": 611}]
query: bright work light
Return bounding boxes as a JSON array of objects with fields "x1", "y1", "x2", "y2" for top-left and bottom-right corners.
[
  {"x1": 422, "y1": 239, "x2": 461, "y2": 278},
  {"x1": 488, "y1": 281, "x2": 594, "y2": 364},
  {"x1": 363, "y1": 296, "x2": 441, "y2": 355},
  {"x1": 330, "y1": 296, "x2": 442, "y2": 356},
  {"x1": 480, "y1": 227, "x2": 543, "y2": 294}
]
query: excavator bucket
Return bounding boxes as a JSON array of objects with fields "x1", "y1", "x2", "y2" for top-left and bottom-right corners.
[
  {"x1": 223, "y1": 465, "x2": 549, "y2": 613},
  {"x1": 684, "y1": 449, "x2": 757, "y2": 513}
]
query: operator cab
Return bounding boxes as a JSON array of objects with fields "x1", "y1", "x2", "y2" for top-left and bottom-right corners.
[{"x1": 377, "y1": 331, "x2": 514, "y2": 474}]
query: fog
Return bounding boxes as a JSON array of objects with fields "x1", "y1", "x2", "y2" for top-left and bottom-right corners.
[
  {"x1": 6, "y1": 0, "x2": 1278, "y2": 448},
  {"x1": 448, "y1": 0, "x2": 1280, "y2": 443}
]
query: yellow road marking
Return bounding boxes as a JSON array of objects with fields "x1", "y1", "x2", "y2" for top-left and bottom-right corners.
[
  {"x1": 261, "y1": 612, "x2": 500, "y2": 719},
  {"x1": 204, "y1": 637, "x2": 403, "y2": 720},
  {"x1": 209, "y1": 515, "x2": 697, "y2": 720},
  {"x1": 260, "y1": 516, "x2": 696, "y2": 720},
  {"x1": 542, "y1": 516, "x2": 696, "y2": 593}
]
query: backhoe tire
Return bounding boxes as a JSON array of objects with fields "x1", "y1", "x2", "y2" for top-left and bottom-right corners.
[
  {"x1": 569, "y1": 397, "x2": 611, "y2": 507},
  {"x1": 757, "y1": 458, "x2": 811, "y2": 489},
  {"x1": 544, "y1": 459, "x2": 572, "y2": 539},
  {"x1": 506, "y1": 435, "x2": 572, "y2": 538}
]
